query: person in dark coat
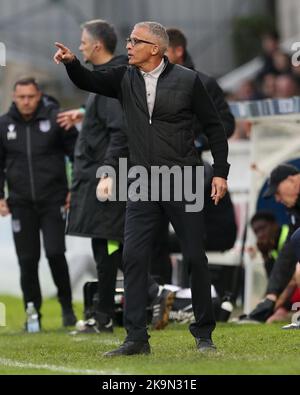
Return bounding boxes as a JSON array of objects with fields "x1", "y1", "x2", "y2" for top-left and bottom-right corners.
[
  {"x1": 57, "y1": 20, "x2": 128, "y2": 333},
  {"x1": 54, "y1": 21, "x2": 230, "y2": 356},
  {"x1": 0, "y1": 77, "x2": 78, "y2": 328},
  {"x1": 57, "y1": 20, "x2": 165, "y2": 333}
]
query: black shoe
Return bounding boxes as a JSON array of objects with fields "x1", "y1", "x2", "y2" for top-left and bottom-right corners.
[
  {"x1": 70, "y1": 317, "x2": 113, "y2": 335},
  {"x1": 235, "y1": 314, "x2": 262, "y2": 324},
  {"x1": 151, "y1": 288, "x2": 175, "y2": 330},
  {"x1": 62, "y1": 310, "x2": 77, "y2": 327},
  {"x1": 70, "y1": 318, "x2": 101, "y2": 334},
  {"x1": 95, "y1": 312, "x2": 114, "y2": 333},
  {"x1": 104, "y1": 341, "x2": 151, "y2": 357},
  {"x1": 196, "y1": 338, "x2": 217, "y2": 353},
  {"x1": 248, "y1": 298, "x2": 275, "y2": 323}
]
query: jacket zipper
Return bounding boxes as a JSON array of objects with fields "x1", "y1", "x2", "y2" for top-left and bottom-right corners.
[
  {"x1": 148, "y1": 61, "x2": 168, "y2": 125},
  {"x1": 26, "y1": 126, "x2": 36, "y2": 201}
]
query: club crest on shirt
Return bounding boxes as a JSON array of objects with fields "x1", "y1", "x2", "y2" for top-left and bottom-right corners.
[
  {"x1": 7, "y1": 124, "x2": 17, "y2": 140},
  {"x1": 39, "y1": 120, "x2": 51, "y2": 133}
]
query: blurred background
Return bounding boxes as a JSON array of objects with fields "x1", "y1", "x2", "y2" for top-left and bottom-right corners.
[
  {"x1": 0, "y1": 0, "x2": 283, "y2": 110},
  {"x1": 1, "y1": 0, "x2": 300, "y2": 313}
]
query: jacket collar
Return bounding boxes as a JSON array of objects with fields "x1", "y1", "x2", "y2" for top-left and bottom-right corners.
[
  {"x1": 93, "y1": 54, "x2": 128, "y2": 71},
  {"x1": 134, "y1": 56, "x2": 174, "y2": 78},
  {"x1": 140, "y1": 58, "x2": 165, "y2": 79}
]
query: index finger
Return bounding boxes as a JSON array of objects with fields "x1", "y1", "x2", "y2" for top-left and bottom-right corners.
[{"x1": 55, "y1": 42, "x2": 68, "y2": 51}]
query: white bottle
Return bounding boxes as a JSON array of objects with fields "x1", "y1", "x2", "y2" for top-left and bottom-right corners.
[{"x1": 26, "y1": 302, "x2": 40, "y2": 333}]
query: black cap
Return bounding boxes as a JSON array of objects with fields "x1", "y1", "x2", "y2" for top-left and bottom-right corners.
[{"x1": 263, "y1": 164, "x2": 299, "y2": 198}]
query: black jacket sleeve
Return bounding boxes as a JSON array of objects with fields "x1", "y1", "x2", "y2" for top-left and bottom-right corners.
[
  {"x1": 65, "y1": 58, "x2": 127, "y2": 99},
  {"x1": 204, "y1": 76, "x2": 235, "y2": 138},
  {"x1": 57, "y1": 120, "x2": 78, "y2": 162},
  {"x1": 0, "y1": 131, "x2": 6, "y2": 199},
  {"x1": 102, "y1": 98, "x2": 129, "y2": 169},
  {"x1": 266, "y1": 221, "x2": 298, "y2": 296},
  {"x1": 266, "y1": 238, "x2": 297, "y2": 295},
  {"x1": 192, "y1": 74, "x2": 230, "y2": 179}
]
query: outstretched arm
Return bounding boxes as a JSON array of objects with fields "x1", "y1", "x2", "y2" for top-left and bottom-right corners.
[{"x1": 53, "y1": 42, "x2": 126, "y2": 99}]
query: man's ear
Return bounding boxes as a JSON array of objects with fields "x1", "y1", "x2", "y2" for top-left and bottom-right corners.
[
  {"x1": 94, "y1": 40, "x2": 103, "y2": 52},
  {"x1": 152, "y1": 45, "x2": 160, "y2": 55}
]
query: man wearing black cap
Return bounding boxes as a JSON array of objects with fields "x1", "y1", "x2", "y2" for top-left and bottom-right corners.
[
  {"x1": 263, "y1": 163, "x2": 300, "y2": 203},
  {"x1": 242, "y1": 163, "x2": 300, "y2": 325}
]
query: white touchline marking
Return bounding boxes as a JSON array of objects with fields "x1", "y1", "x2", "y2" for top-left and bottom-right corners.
[
  {"x1": 71, "y1": 337, "x2": 120, "y2": 346},
  {"x1": 0, "y1": 358, "x2": 124, "y2": 375}
]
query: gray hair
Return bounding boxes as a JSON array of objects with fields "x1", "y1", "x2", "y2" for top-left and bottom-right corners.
[{"x1": 134, "y1": 21, "x2": 169, "y2": 55}]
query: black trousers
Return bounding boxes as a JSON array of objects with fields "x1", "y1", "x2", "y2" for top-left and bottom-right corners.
[
  {"x1": 92, "y1": 238, "x2": 159, "y2": 322},
  {"x1": 10, "y1": 203, "x2": 73, "y2": 313},
  {"x1": 92, "y1": 238, "x2": 122, "y2": 320},
  {"x1": 123, "y1": 198, "x2": 216, "y2": 342},
  {"x1": 150, "y1": 215, "x2": 172, "y2": 284}
]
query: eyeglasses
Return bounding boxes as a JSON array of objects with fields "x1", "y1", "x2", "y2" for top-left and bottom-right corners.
[{"x1": 126, "y1": 37, "x2": 156, "y2": 47}]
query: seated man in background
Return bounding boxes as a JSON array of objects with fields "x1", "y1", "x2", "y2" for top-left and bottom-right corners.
[
  {"x1": 240, "y1": 164, "x2": 300, "y2": 326},
  {"x1": 250, "y1": 211, "x2": 300, "y2": 323}
]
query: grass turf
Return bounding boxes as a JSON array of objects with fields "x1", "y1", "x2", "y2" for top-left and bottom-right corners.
[{"x1": 0, "y1": 295, "x2": 300, "y2": 375}]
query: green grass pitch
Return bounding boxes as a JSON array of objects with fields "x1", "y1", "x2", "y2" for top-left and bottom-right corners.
[{"x1": 0, "y1": 295, "x2": 300, "y2": 375}]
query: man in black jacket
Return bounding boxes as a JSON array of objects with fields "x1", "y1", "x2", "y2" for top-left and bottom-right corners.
[
  {"x1": 57, "y1": 20, "x2": 128, "y2": 334},
  {"x1": 57, "y1": 20, "x2": 168, "y2": 334},
  {"x1": 0, "y1": 77, "x2": 78, "y2": 328},
  {"x1": 54, "y1": 21, "x2": 230, "y2": 355}
]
